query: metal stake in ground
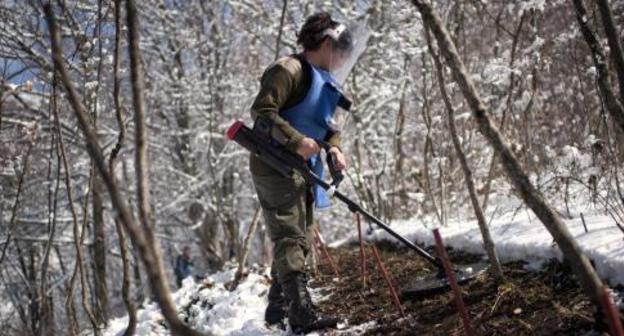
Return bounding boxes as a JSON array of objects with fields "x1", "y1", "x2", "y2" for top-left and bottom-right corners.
[
  {"x1": 370, "y1": 245, "x2": 406, "y2": 318},
  {"x1": 601, "y1": 286, "x2": 624, "y2": 336},
  {"x1": 311, "y1": 240, "x2": 321, "y2": 277},
  {"x1": 580, "y1": 212, "x2": 589, "y2": 234},
  {"x1": 314, "y1": 228, "x2": 340, "y2": 279},
  {"x1": 356, "y1": 213, "x2": 368, "y2": 288},
  {"x1": 433, "y1": 229, "x2": 474, "y2": 336}
]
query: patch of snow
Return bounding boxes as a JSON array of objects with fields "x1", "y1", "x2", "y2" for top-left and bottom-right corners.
[
  {"x1": 340, "y1": 212, "x2": 624, "y2": 286},
  {"x1": 103, "y1": 266, "x2": 378, "y2": 336}
]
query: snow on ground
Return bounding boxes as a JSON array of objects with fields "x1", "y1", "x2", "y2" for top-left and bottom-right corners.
[
  {"x1": 104, "y1": 267, "x2": 276, "y2": 336},
  {"x1": 103, "y1": 266, "x2": 374, "y2": 336},
  {"x1": 103, "y1": 210, "x2": 623, "y2": 335},
  {"x1": 104, "y1": 182, "x2": 624, "y2": 336},
  {"x1": 334, "y1": 210, "x2": 624, "y2": 287}
]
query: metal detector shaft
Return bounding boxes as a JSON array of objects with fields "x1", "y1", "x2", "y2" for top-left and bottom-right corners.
[
  {"x1": 308, "y1": 174, "x2": 443, "y2": 269},
  {"x1": 337, "y1": 191, "x2": 442, "y2": 267},
  {"x1": 227, "y1": 120, "x2": 444, "y2": 271}
]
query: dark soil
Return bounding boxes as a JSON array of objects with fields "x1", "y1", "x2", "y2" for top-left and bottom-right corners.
[{"x1": 311, "y1": 243, "x2": 620, "y2": 335}]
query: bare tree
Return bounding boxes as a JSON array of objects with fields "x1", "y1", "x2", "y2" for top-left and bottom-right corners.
[
  {"x1": 43, "y1": 3, "x2": 209, "y2": 336},
  {"x1": 419, "y1": 56, "x2": 445, "y2": 226},
  {"x1": 425, "y1": 26, "x2": 505, "y2": 281},
  {"x1": 0, "y1": 129, "x2": 36, "y2": 267},
  {"x1": 596, "y1": 0, "x2": 624, "y2": 104},
  {"x1": 572, "y1": 0, "x2": 624, "y2": 134},
  {"x1": 410, "y1": 0, "x2": 605, "y2": 307},
  {"x1": 480, "y1": 13, "x2": 527, "y2": 212},
  {"x1": 54, "y1": 92, "x2": 98, "y2": 335},
  {"x1": 108, "y1": 0, "x2": 137, "y2": 334},
  {"x1": 230, "y1": 207, "x2": 262, "y2": 290}
]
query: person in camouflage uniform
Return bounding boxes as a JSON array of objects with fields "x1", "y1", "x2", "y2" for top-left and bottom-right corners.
[{"x1": 249, "y1": 12, "x2": 353, "y2": 333}]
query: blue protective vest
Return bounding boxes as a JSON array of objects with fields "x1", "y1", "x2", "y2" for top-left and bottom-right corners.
[{"x1": 280, "y1": 57, "x2": 346, "y2": 209}]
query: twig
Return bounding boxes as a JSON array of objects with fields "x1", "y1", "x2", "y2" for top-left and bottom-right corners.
[
  {"x1": 231, "y1": 207, "x2": 262, "y2": 291},
  {"x1": 0, "y1": 127, "x2": 36, "y2": 268},
  {"x1": 273, "y1": 0, "x2": 287, "y2": 61}
]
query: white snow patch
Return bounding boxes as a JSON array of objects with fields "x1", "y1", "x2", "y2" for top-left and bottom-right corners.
[
  {"x1": 340, "y1": 212, "x2": 624, "y2": 286},
  {"x1": 103, "y1": 266, "x2": 378, "y2": 336}
]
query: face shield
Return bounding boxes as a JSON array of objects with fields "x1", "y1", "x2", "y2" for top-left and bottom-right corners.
[
  {"x1": 324, "y1": 21, "x2": 371, "y2": 86},
  {"x1": 323, "y1": 20, "x2": 370, "y2": 132}
]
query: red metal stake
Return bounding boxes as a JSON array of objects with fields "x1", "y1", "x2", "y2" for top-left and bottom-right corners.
[
  {"x1": 311, "y1": 239, "x2": 321, "y2": 277},
  {"x1": 356, "y1": 213, "x2": 368, "y2": 287},
  {"x1": 314, "y1": 228, "x2": 340, "y2": 278},
  {"x1": 433, "y1": 229, "x2": 474, "y2": 336},
  {"x1": 602, "y1": 286, "x2": 624, "y2": 336},
  {"x1": 370, "y1": 245, "x2": 406, "y2": 318}
]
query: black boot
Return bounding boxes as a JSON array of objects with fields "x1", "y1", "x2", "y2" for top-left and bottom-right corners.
[
  {"x1": 265, "y1": 280, "x2": 287, "y2": 327},
  {"x1": 282, "y1": 272, "x2": 340, "y2": 334}
]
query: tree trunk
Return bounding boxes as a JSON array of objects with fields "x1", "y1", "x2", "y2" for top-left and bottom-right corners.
[
  {"x1": 40, "y1": 79, "x2": 60, "y2": 336},
  {"x1": 481, "y1": 13, "x2": 526, "y2": 212},
  {"x1": 199, "y1": 212, "x2": 225, "y2": 271},
  {"x1": 391, "y1": 59, "x2": 410, "y2": 218},
  {"x1": 419, "y1": 55, "x2": 444, "y2": 225},
  {"x1": 231, "y1": 207, "x2": 262, "y2": 290},
  {"x1": 410, "y1": 0, "x2": 605, "y2": 308},
  {"x1": 425, "y1": 27, "x2": 505, "y2": 281},
  {"x1": 596, "y1": 0, "x2": 624, "y2": 104},
  {"x1": 571, "y1": 0, "x2": 624, "y2": 134},
  {"x1": 110, "y1": 1, "x2": 137, "y2": 333},
  {"x1": 44, "y1": 4, "x2": 209, "y2": 335},
  {"x1": 115, "y1": 217, "x2": 138, "y2": 336},
  {"x1": 52, "y1": 88, "x2": 99, "y2": 334},
  {"x1": 92, "y1": 175, "x2": 109, "y2": 324}
]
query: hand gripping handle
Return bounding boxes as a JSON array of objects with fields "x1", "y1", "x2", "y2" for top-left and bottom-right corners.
[{"x1": 315, "y1": 139, "x2": 344, "y2": 191}]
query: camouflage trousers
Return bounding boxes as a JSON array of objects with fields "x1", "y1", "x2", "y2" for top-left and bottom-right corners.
[{"x1": 250, "y1": 154, "x2": 316, "y2": 279}]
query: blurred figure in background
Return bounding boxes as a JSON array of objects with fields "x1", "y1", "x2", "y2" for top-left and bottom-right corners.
[{"x1": 174, "y1": 245, "x2": 194, "y2": 287}]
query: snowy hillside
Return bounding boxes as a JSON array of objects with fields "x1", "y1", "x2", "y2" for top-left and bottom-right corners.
[
  {"x1": 103, "y1": 206, "x2": 623, "y2": 335},
  {"x1": 103, "y1": 266, "x2": 372, "y2": 336},
  {"x1": 337, "y1": 212, "x2": 624, "y2": 287}
]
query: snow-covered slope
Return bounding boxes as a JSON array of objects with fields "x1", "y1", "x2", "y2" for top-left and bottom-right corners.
[
  {"x1": 104, "y1": 207, "x2": 623, "y2": 335},
  {"x1": 104, "y1": 268, "x2": 278, "y2": 336},
  {"x1": 335, "y1": 211, "x2": 624, "y2": 286},
  {"x1": 103, "y1": 267, "x2": 368, "y2": 336}
]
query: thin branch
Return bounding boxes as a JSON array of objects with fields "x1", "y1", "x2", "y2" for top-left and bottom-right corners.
[
  {"x1": 110, "y1": 0, "x2": 136, "y2": 333},
  {"x1": 273, "y1": 0, "x2": 287, "y2": 61},
  {"x1": 0, "y1": 129, "x2": 36, "y2": 267},
  {"x1": 425, "y1": 25, "x2": 504, "y2": 281}
]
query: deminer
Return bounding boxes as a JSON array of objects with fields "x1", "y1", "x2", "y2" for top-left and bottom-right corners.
[{"x1": 248, "y1": 11, "x2": 360, "y2": 333}]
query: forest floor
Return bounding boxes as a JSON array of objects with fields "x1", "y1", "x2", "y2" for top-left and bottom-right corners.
[
  {"x1": 103, "y1": 213, "x2": 624, "y2": 336},
  {"x1": 313, "y1": 243, "x2": 620, "y2": 335}
]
